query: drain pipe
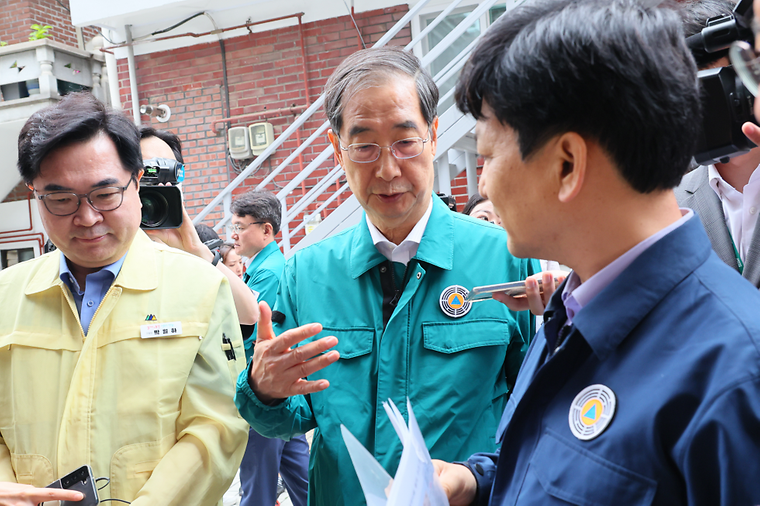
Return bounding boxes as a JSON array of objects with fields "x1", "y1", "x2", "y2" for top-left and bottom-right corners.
[
  {"x1": 125, "y1": 25, "x2": 141, "y2": 125},
  {"x1": 103, "y1": 29, "x2": 122, "y2": 109}
]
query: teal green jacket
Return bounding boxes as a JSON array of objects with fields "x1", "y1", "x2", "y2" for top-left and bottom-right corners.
[
  {"x1": 243, "y1": 240, "x2": 285, "y2": 361},
  {"x1": 236, "y1": 196, "x2": 540, "y2": 506}
]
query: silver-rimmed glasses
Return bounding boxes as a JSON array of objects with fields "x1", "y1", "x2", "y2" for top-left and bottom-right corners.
[
  {"x1": 339, "y1": 131, "x2": 431, "y2": 163},
  {"x1": 231, "y1": 221, "x2": 265, "y2": 233},
  {"x1": 34, "y1": 176, "x2": 136, "y2": 216}
]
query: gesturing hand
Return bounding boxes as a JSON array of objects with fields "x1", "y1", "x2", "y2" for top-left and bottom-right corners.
[
  {"x1": 248, "y1": 302, "x2": 340, "y2": 405},
  {"x1": 0, "y1": 482, "x2": 83, "y2": 506}
]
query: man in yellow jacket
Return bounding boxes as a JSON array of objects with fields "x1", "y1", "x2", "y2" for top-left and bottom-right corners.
[{"x1": 0, "y1": 92, "x2": 248, "y2": 506}]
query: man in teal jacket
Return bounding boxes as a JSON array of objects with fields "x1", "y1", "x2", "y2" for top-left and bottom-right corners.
[
  {"x1": 235, "y1": 47, "x2": 540, "y2": 506},
  {"x1": 231, "y1": 189, "x2": 309, "y2": 506}
]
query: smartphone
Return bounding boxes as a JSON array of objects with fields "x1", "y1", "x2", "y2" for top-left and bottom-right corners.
[
  {"x1": 466, "y1": 277, "x2": 558, "y2": 302},
  {"x1": 45, "y1": 465, "x2": 99, "y2": 506}
]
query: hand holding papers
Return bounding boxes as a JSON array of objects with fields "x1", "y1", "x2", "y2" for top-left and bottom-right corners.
[{"x1": 341, "y1": 398, "x2": 449, "y2": 506}]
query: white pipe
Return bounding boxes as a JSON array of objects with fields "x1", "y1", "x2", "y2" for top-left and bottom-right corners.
[
  {"x1": 104, "y1": 29, "x2": 122, "y2": 110},
  {"x1": 125, "y1": 25, "x2": 141, "y2": 125}
]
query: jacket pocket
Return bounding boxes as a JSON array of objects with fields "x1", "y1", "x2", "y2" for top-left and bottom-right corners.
[
  {"x1": 109, "y1": 433, "x2": 174, "y2": 501},
  {"x1": 414, "y1": 319, "x2": 514, "y2": 444},
  {"x1": 422, "y1": 318, "x2": 513, "y2": 353},
  {"x1": 10, "y1": 453, "x2": 55, "y2": 487},
  {"x1": 519, "y1": 429, "x2": 657, "y2": 506},
  {"x1": 298, "y1": 327, "x2": 375, "y2": 420},
  {"x1": 299, "y1": 327, "x2": 374, "y2": 359}
]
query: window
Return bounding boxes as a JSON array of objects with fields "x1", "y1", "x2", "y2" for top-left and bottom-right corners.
[{"x1": 420, "y1": 4, "x2": 507, "y2": 114}]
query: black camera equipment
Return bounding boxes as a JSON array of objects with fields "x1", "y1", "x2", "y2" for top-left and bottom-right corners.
[
  {"x1": 687, "y1": 0, "x2": 758, "y2": 165},
  {"x1": 436, "y1": 192, "x2": 457, "y2": 212},
  {"x1": 140, "y1": 157, "x2": 184, "y2": 229}
]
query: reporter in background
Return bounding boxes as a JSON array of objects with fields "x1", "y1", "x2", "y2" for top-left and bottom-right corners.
[
  {"x1": 139, "y1": 127, "x2": 259, "y2": 325},
  {"x1": 220, "y1": 243, "x2": 245, "y2": 278},
  {"x1": 676, "y1": 0, "x2": 760, "y2": 287}
]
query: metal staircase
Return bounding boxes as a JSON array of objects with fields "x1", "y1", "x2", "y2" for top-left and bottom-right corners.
[{"x1": 193, "y1": 0, "x2": 518, "y2": 257}]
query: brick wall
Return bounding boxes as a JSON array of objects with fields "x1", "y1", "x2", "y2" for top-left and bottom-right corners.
[
  {"x1": 0, "y1": 0, "x2": 98, "y2": 48},
  {"x1": 120, "y1": 6, "x2": 411, "y2": 244},
  {"x1": 3, "y1": 181, "x2": 32, "y2": 203}
]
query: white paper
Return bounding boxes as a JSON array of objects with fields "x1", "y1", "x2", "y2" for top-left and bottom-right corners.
[
  {"x1": 341, "y1": 424, "x2": 393, "y2": 506},
  {"x1": 341, "y1": 398, "x2": 449, "y2": 506}
]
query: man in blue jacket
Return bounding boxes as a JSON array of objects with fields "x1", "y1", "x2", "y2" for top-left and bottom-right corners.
[
  {"x1": 432, "y1": 1, "x2": 760, "y2": 505},
  {"x1": 235, "y1": 47, "x2": 541, "y2": 506},
  {"x1": 231, "y1": 189, "x2": 309, "y2": 506}
]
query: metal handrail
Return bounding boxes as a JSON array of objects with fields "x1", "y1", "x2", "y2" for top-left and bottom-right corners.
[
  {"x1": 288, "y1": 182, "x2": 351, "y2": 239},
  {"x1": 194, "y1": 0, "x2": 437, "y2": 226},
  {"x1": 200, "y1": 0, "x2": 506, "y2": 252}
]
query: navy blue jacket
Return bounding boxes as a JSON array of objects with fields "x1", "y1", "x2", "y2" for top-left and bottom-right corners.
[{"x1": 467, "y1": 215, "x2": 760, "y2": 506}]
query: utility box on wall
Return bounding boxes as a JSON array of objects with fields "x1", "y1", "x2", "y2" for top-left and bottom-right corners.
[
  {"x1": 228, "y1": 126, "x2": 251, "y2": 160},
  {"x1": 249, "y1": 122, "x2": 274, "y2": 156}
]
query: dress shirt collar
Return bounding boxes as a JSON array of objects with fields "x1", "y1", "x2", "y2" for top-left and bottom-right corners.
[
  {"x1": 366, "y1": 197, "x2": 433, "y2": 266},
  {"x1": 708, "y1": 164, "x2": 740, "y2": 203},
  {"x1": 59, "y1": 251, "x2": 126, "y2": 294},
  {"x1": 561, "y1": 209, "x2": 693, "y2": 324}
]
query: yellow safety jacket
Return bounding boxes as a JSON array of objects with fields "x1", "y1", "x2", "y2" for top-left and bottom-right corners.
[{"x1": 0, "y1": 230, "x2": 248, "y2": 505}]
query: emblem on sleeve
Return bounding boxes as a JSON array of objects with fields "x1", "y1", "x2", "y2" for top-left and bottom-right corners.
[
  {"x1": 569, "y1": 384, "x2": 616, "y2": 441},
  {"x1": 439, "y1": 285, "x2": 472, "y2": 318}
]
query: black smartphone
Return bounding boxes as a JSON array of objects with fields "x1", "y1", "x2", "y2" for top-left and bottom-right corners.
[{"x1": 44, "y1": 465, "x2": 99, "y2": 506}]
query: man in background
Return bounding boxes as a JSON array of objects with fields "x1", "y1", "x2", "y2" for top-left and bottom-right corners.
[
  {"x1": 675, "y1": 0, "x2": 760, "y2": 287},
  {"x1": 231, "y1": 189, "x2": 309, "y2": 506},
  {"x1": 139, "y1": 126, "x2": 259, "y2": 326}
]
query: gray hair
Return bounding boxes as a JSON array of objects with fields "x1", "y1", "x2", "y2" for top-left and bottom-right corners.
[
  {"x1": 231, "y1": 190, "x2": 282, "y2": 234},
  {"x1": 324, "y1": 46, "x2": 439, "y2": 136}
]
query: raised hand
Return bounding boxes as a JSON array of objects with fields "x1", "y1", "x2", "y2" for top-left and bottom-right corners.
[{"x1": 248, "y1": 302, "x2": 340, "y2": 405}]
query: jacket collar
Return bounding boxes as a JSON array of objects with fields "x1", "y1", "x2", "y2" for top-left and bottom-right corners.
[
  {"x1": 25, "y1": 229, "x2": 158, "y2": 296},
  {"x1": 546, "y1": 216, "x2": 713, "y2": 361},
  {"x1": 245, "y1": 240, "x2": 280, "y2": 277},
  {"x1": 349, "y1": 195, "x2": 454, "y2": 278}
]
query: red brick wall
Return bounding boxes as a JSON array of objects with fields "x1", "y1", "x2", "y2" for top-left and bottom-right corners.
[
  {"x1": 0, "y1": 0, "x2": 98, "y2": 48},
  {"x1": 2, "y1": 181, "x2": 32, "y2": 204},
  {"x1": 450, "y1": 166, "x2": 482, "y2": 213},
  {"x1": 120, "y1": 6, "x2": 411, "y2": 244}
]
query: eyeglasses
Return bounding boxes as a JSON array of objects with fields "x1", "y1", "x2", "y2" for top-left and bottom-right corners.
[
  {"x1": 730, "y1": 40, "x2": 760, "y2": 97},
  {"x1": 34, "y1": 177, "x2": 135, "y2": 216},
  {"x1": 231, "y1": 221, "x2": 265, "y2": 233},
  {"x1": 339, "y1": 131, "x2": 431, "y2": 163}
]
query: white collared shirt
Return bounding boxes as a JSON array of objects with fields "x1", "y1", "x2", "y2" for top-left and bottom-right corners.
[
  {"x1": 708, "y1": 163, "x2": 760, "y2": 261},
  {"x1": 366, "y1": 198, "x2": 433, "y2": 266}
]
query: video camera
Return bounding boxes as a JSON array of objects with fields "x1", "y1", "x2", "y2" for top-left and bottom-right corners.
[
  {"x1": 687, "y1": 0, "x2": 758, "y2": 165},
  {"x1": 139, "y1": 157, "x2": 184, "y2": 229}
]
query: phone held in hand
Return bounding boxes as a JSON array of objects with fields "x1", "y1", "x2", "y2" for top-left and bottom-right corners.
[
  {"x1": 466, "y1": 277, "x2": 559, "y2": 302},
  {"x1": 44, "y1": 465, "x2": 99, "y2": 506}
]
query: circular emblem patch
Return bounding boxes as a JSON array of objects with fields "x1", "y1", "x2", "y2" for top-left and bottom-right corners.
[
  {"x1": 568, "y1": 384, "x2": 616, "y2": 441},
  {"x1": 439, "y1": 285, "x2": 472, "y2": 318}
]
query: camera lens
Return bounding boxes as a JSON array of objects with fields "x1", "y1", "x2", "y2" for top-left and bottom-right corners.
[{"x1": 141, "y1": 190, "x2": 169, "y2": 228}]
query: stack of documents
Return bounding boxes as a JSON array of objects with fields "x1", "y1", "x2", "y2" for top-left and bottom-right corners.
[{"x1": 341, "y1": 398, "x2": 449, "y2": 506}]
